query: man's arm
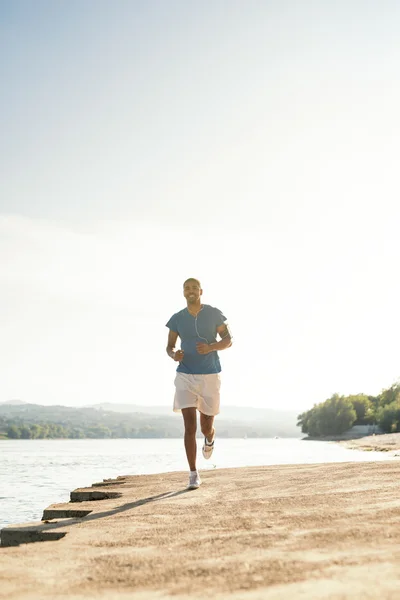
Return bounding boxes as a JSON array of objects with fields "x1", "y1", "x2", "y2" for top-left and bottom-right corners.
[
  {"x1": 213, "y1": 322, "x2": 233, "y2": 350},
  {"x1": 197, "y1": 322, "x2": 233, "y2": 355},
  {"x1": 166, "y1": 330, "x2": 183, "y2": 361}
]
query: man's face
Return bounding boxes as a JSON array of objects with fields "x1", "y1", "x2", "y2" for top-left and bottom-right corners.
[{"x1": 183, "y1": 281, "x2": 202, "y2": 304}]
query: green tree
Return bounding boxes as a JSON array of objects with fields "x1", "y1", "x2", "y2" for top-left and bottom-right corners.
[
  {"x1": 377, "y1": 401, "x2": 400, "y2": 433},
  {"x1": 30, "y1": 424, "x2": 43, "y2": 439},
  {"x1": 378, "y1": 382, "x2": 400, "y2": 408},
  {"x1": 87, "y1": 425, "x2": 112, "y2": 438},
  {"x1": 298, "y1": 394, "x2": 356, "y2": 436},
  {"x1": 346, "y1": 394, "x2": 373, "y2": 424},
  {"x1": 317, "y1": 395, "x2": 356, "y2": 435},
  {"x1": 7, "y1": 425, "x2": 21, "y2": 439},
  {"x1": 19, "y1": 425, "x2": 32, "y2": 439},
  {"x1": 70, "y1": 428, "x2": 85, "y2": 439},
  {"x1": 138, "y1": 426, "x2": 159, "y2": 438},
  {"x1": 368, "y1": 395, "x2": 380, "y2": 421},
  {"x1": 297, "y1": 407, "x2": 321, "y2": 437}
]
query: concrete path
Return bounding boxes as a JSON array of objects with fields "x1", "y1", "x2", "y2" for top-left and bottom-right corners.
[{"x1": 1, "y1": 461, "x2": 400, "y2": 599}]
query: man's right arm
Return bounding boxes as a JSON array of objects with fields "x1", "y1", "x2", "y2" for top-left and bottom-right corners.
[{"x1": 166, "y1": 330, "x2": 183, "y2": 361}]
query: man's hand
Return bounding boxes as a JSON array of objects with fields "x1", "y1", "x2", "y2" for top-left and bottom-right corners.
[
  {"x1": 173, "y1": 350, "x2": 184, "y2": 362},
  {"x1": 196, "y1": 342, "x2": 212, "y2": 355}
]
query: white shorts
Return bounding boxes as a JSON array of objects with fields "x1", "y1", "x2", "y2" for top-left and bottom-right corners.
[{"x1": 173, "y1": 373, "x2": 221, "y2": 416}]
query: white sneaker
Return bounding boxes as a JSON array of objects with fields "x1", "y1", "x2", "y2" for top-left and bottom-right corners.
[
  {"x1": 202, "y1": 433, "x2": 215, "y2": 460},
  {"x1": 187, "y1": 471, "x2": 201, "y2": 490}
]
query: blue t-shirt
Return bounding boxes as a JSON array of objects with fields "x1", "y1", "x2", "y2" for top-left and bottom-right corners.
[{"x1": 166, "y1": 304, "x2": 227, "y2": 374}]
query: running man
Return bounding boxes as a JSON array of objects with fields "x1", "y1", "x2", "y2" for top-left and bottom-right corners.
[{"x1": 166, "y1": 278, "x2": 232, "y2": 490}]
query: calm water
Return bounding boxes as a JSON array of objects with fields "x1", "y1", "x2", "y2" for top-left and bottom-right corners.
[{"x1": 0, "y1": 438, "x2": 396, "y2": 532}]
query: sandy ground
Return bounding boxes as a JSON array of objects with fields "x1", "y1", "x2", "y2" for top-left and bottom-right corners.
[
  {"x1": 1, "y1": 460, "x2": 400, "y2": 600},
  {"x1": 338, "y1": 432, "x2": 400, "y2": 453}
]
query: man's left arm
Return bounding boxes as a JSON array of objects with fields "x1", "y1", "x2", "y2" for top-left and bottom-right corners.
[{"x1": 197, "y1": 322, "x2": 233, "y2": 354}]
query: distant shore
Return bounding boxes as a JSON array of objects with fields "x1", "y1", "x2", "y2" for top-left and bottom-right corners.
[
  {"x1": 338, "y1": 432, "x2": 400, "y2": 453},
  {"x1": 304, "y1": 432, "x2": 400, "y2": 454}
]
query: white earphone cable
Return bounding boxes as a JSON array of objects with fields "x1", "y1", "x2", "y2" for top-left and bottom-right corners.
[{"x1": 194, "y1": 309, "x2": 209, "y2": 343}]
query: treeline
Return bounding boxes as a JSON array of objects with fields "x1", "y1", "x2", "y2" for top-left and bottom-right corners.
[
  {"x1": 0, "y1": 403, "x2": 184, "y2": 439},
  {"x1": 3, "y1": 422, "x2": 178, "y2": 439},
  {"x1": 297, "y1": 381, "x2": 400, "y2": 437}
]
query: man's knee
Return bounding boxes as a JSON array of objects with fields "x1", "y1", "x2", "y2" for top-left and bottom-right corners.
[
  {"x1": 182, "y1": 408, "x2": 197, "y2": 435},
  {"x1": 184, "y1": 421, "x2": 197, "y2": 436},
  {"x1": 185, "y1": 426, "x2": 197, "y2": 436}
]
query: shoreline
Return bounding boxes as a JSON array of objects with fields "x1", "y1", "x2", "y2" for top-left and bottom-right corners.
[
  {"x1": 304, "y1": 432, "x2": 400, "y2": 454},
  {"x1": 337, "y1": 432, "x2": 400, "y2": 453}
]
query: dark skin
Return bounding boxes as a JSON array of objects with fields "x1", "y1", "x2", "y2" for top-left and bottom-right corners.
[
  {"x1": 166, "y1": 281, "x2": 232, "y2": 361},
  {"x1": 166, "y1": 281, "x2": 232, "y2": 472}
]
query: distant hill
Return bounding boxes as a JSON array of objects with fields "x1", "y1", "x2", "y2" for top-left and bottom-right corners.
[
  {"x1": 0, "y1": 400, "x2": 27, "y2": 406},
  {"x1": 90, "y1": 402, "x2": 300, "y2": 422},
  {"x1": 89, "y1": 403, "x2": 172, "y2": 416},
  {"x1": 90, "y1": 403, "x2": 301, "y2": 436}
]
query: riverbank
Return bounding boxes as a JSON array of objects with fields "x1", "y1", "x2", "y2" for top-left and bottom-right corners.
[
  {"x1": 1, "y1": 461, "x2": 400, "y2": 599},
  {"x1": 304, "y1": 432, "x2": 400, "y2": 454},
  {"x1": 338, "y1": 432, "x2": 400, "y2": 453}
]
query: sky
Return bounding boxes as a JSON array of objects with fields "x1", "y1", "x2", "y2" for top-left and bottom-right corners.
[{"x1": 1, "y1": 0, "x2": 399, "y2": 411}]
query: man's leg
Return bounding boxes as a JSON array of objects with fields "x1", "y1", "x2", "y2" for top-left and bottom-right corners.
[
  {"x1": 182, "y1": 407, "x2": 197, "y2": 471},
  {"x1": 200, "y1": 412, "x2": 215, "y2": 444}
]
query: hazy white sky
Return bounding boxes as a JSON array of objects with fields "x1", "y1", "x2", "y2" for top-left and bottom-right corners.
[{"x1": 1, "y1": 1, "x2": 399, "y2": 410}]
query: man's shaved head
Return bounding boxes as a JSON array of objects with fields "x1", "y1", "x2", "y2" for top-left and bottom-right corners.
[{"x1": 183, "y1": 278, "x2": 201, "y2": 288}]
